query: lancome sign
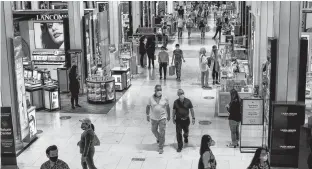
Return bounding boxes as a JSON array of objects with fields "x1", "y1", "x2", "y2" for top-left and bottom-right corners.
[{"x1": 35, "y1": 14, "x2": 68, "y2": 20}]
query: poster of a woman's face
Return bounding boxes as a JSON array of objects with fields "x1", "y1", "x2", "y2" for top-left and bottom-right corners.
[{"x1": 34, "y1": 22, "x2": 64, "y2": 49}]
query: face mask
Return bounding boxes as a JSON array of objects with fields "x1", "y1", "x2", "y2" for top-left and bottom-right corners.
[
  {"x1": 49, "y1": 156, "x2": 58, "y2": 162},
  {"x1": 156, "y1": 91, "x2": 162, "y2": 97},
  {"x1": 81, "y1": 123, "x2": 87, "y2": 130},
  {"x1": 261, "y1": 155, "x2": 268, "y2": 161},
  {"x1": 179, "y1": 94, "x2": 185, "y2": 100}
]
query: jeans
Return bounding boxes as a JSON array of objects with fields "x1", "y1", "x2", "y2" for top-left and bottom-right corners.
[
  {"x1": 140, "y1": 52, "x2": 145, "y2": 67},
  {"x1": 147, "y1": 52, "x2": 154, "y2": 68},
  {"x1": 229, "y1": 120, "x2": 240, "y2": 145},
  {"x1": 178, "y1": 27, "x2": 183, "y2": 38},
  {"x1": 71, "y1": 92, "x2": 78, "y2": 106},
  {"x1": 212, "y1": 69, "x2": 219, "y2": 84},
  {"x1": 159, "y1": 62, "x2": 168, "y2": 78},
  {"x1": 213, "y1": 26, "x2": 222, "y2": 39},
  {"x1": 201, "y1": 70, "x2": 209, "y2": 87},
  {"x1": 175, "y1": 62, "x2": 182, "y2": 79},
  {"x1": 81, "y1": 147, "x2": 97, "y2": 169},
  {"x1": 200, "y1": 27, "x2": 205, "y2": 38},
  {"x1": 151, "y1": 119, "x2": 166, "y2": 150},
  {"x1": 176, "y1": 118, "x2": 190, "y2": 149}
]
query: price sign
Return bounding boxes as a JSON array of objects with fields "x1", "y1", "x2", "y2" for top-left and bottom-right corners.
[{"x1": 242, "y1": 99, "x2": 264, "y2": 125}]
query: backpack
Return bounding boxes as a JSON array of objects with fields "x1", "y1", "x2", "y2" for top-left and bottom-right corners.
[{"x1": 93, "y1": 133, "x2": 100, "y2": 146}]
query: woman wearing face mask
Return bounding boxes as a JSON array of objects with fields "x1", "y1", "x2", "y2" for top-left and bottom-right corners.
[
  {"x1": 198, "y1": 135, "x2": 217, "y2": 169},
  {"x1": 226, "y1": 89, "x2": 241, "y2": 148},
  {"x1": 41, "y1": 22, "x2": 64, "y2": 49},
  {"x1": 247, "y1": 148, "x2": 270, "y2": 169}
]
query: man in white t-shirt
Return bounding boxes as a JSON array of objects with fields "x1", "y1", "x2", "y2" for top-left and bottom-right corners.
[
  {"x1": 177, "y1": 17, "x2": 185, "y2": 39},
  {"x1": 146, "y1": 84, "x2": 170, "y2": 154}
]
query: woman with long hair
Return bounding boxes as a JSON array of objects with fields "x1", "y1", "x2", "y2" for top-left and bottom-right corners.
[
  {"x1": 199, "y1": 47, "x2": 210, "y2": 88},
  {"x1": 226, "y1": 89, "x2": 241, "y2": 148},
  {"x1": 198, "y1": 135, "x2": 217, "y2": 169},
  {"x1": 69, "y1": 65, "x2": 81, "y2": 109},
  {"x1": 247, "y1": 148, "x2": 270, "y2": 169},
  {"x1": 146, "y1": 36, "x2": 156, "y2": 69},
  {"x1": 40, "y1": 22, "x2": 64, "y2": 49}
]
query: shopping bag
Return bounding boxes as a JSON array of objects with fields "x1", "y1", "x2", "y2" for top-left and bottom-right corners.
[{"x1": 169, "y1": 66, "x2": 175, "y2": 76}]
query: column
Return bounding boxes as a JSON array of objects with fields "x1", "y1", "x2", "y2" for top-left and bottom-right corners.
[
  {"x1": 167, "y1": 1, "x2": 173, "y2": 14},
  {"x1": 132, "y1": 1, "x2": 141, "y2": 31},
  {"x1": 151, "y1": 1, "x2": 155, "y2": 27},
  {"x1": 67, "y1": 1, "x2": 85, "y2": 92},
  {"x1": 1, "y1": 1, "x2": 18, "y2": 167},
  {"x1": 273, "y1": 1, "x2": 301, "y2": 101},
  {"x1": 108, "y1": 1, "x2": 120, "y2": 46}
]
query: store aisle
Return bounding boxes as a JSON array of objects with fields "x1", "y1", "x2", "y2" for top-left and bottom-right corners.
[{"x1": 16, "y1": 14, "x2": 254, "y2": 169}]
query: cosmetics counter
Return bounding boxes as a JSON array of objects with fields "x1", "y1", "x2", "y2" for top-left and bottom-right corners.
[
  {"x1": 24, "y1": 68, "x2": 60, "y2": 111},
  {"x1": 86, "y1": 76, "x2": 116, "y2": 104}
]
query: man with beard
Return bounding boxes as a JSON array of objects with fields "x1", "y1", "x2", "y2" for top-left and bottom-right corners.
[
  {"x1": 146, "y1": 84, "x2": 170, "y2": 154},
  {"x1": 40, "y1": 145, "x2": 70, "y2": 169},
  {"x1": 77, "y1": 118, "x2": 97, "y2": 169},
  {"x1": 173, "y1": 89, "x2": 195, "y2": 152}
]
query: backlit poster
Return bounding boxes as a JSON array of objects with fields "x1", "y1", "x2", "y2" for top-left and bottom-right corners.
[{"x1": 33, "y1": 22, "x2": 64, "y2": 49}]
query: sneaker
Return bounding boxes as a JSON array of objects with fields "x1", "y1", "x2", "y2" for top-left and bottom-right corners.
[
  {"x1": 164, "y1": 77, "x2": 166, "y2": 80},
  {"x1": 75, "y1": 104, "x2": 81, "y2": 107},
  {"x1": 159, "y1": 149, "x2": 164, "y2": 154},
  {"x1": 160, "y1": 77, "x2": 162, "y2": 80},
  {"x1": 72, "y1": 106, "x2": 75, "y2": 109},
  {"x1": 184, "y1": 138, "x2": 188, "y2": 144},
  {"x1": 157, "y1": 140, "x2": 159, "y2": 143},
  {"x1": 177, "y1": 148, "x2": 182, "y2": 153},
  {"x1": 227, "y1": 143, "x2": 238, "y2": 148}
]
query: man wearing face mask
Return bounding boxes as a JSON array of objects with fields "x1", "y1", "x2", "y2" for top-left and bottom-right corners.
[
  {"x1": 77, "y1": 118, "x2": 97, "y2": 169},
  {"x1": 146, "y1": 84, "x2": 170, "y2": 154},
  {"x1": 173, "y1": 89, "x2": 195, "y2": 152},
  {"x1": 40, "y1": 145, "x2": 70, "y2": 169}
]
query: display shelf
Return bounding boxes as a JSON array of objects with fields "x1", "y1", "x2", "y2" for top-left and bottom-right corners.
[
  {"x1": 86, "y1": 76, "x2": 116, "y2": 104},
  {"x1": 111, "y1": 67, "x2": 131, "y2": 91}
]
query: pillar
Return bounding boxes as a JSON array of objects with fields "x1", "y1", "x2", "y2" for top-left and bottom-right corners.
[
  {"x1": 252, "y1": 3, "x2": 261, "y2": 87},
  {"x1": 167, "y1": 1, "x2": 173, "y2": 14},
  {"x1": 67, "y1": 1, "x2": 85, "y2": 92},
  {"x1": 273, "y1": 1, "x2": 301, "y2": 101},
  {"x1": 108, "y1": 1, "x2": 120, "y2": 46},
  {"x1": 1, "y1": 1, "x2": 18, "y2": 167},
  {"x1": 132, "y1": 1, "x2": 141, "y2": 31},
  {"x1": 151, "y1": 1, "x2": 155, "y2": 27}
]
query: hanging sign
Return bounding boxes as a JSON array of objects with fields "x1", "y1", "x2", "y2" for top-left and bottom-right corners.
[{"x1": 242, "y1": 99, "x2": 264, "y2": 125}]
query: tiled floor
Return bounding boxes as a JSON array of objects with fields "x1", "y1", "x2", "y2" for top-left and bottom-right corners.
[{"x1": 16, "y1": 15, "x2": 255, "y2": 169}]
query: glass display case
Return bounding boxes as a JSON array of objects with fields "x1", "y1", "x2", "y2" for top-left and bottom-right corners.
[{"x1": 86, "y1": 76, "x2": 116, "y2": 103}]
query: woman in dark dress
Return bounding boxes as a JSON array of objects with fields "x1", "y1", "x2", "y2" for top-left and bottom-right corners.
[
  {"x1": 226, "y1": 89, "x2": 241, "y2": 148},
  {"x1": 146, "y1": 36, "x2": 156, "y2": 69},
  {"x1": 69, "y1": 65, "x2": 81, "y2": 109},
  {"x1": 198, "y1": 135, "x2": 217, "y2": 169},
  {"x1": 247, "y1": 148, "x2": 270, "y2": 169},
  {"x1": 139, "y1": 36, "x2": 147, "y2": 68}
]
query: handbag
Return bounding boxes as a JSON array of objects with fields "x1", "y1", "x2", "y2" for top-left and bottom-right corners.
[
  {"x1": 169, "y1": 65, "x2": 175, "y2": 76},
  {"x1": 93, "y1": 134, "x2": 100, "y2": 146}
]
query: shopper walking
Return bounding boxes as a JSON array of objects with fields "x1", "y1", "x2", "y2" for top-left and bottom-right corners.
[
  {"x1": 77, "y1": 118, "x2": 97, "y2": 169},
  {"x1": 247, "y1": 148, "x2": 270, "y2": 169},
  {"x1": 171, "y1": 44, "x2": 185, "y2": 81},
  {"x1": 177, "y1": 17, "x2": 185, "y2": 39},
  {"x1": 199, "y1": 48, "x2": 210, "y2": 88},
  {"x1": 69, "y1": 65, "x2": 81, "y2": 109},
  {"x1": 226, "y1": 89, "x2": 241, "y2": 148},
  {"x1": 212, "y1": 18, "x2": 222, "y2": 40},
  {"x1": 139, "y1": 36, "x2": 147, "y2": 67},
  {"x1": 40, "y1": 145, "x2": 70, "y2": 169},
  {"x1": 173, "y1": 89, "x2": 195, "y2": 152},
  {"x1": 146, "y1": 36, "x2": 156, "y2": 69},
  {"x1": 198, "y1": 18, "x2": 206, "y2": 39},
  {"x1": 158, "y1": 46, "x2": 169, "y2": 80},
  {"x1": 210, "y1": 45, "x2": 221, "y2": 85},
  {"x1": 186, "y1": 16, "x2": 193, "y2": 38},
  {"x1": 146, "y1": 84, "x2": 170, "y2": 154},
  {"x1": 178, "y1": 6, "x2": 184, "y2": 18},
  {"x1": 198, "y1": 135, "x2": 217, "y2": 169}
]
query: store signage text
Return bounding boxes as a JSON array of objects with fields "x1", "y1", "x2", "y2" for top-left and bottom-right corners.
[{"x1": 36, "y1": 14, "x2": 68, "y2": 20}]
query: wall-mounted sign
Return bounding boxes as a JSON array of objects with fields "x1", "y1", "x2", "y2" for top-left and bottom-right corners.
[
  {"x1": 242, "y1": 99, "x2": 264, "y2": 125},
  {"x1": 35, "y1": 14, "x2": 68, "y2": 21}
]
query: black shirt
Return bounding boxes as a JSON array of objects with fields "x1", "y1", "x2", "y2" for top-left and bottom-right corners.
[
  {"x1": 173, "y1": 98, "x2": 193, "y2": 119},
  {"x1": 228, "y1": 100, "x2": 241, "y2": 122}
]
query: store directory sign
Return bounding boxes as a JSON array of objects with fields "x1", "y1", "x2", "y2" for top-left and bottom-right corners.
[{"x1": 242, "y1": 99, "x2": 263, "y2": 125}]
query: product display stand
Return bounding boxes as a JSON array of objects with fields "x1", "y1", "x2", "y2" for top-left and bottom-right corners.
[
  {"x1": 86, "y1": 76, "x2": 116, "y2": 104},
  {"x1": 25, "y1": 86, "x2": 44, "y2": 110},
  {"x1": 111, "y1": 67, "x2": 131, "y2": 91},
  {"x1": 43, "y1": 85, "x2": 60, "y2": 111},
  {"x1": 240, "y1": 98, "x2": 264, "y2": 153}
]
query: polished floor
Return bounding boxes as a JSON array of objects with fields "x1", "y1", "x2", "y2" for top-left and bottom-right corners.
[{"x1": 16, "y1": 16, "x2": 256, "y2": 169}]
